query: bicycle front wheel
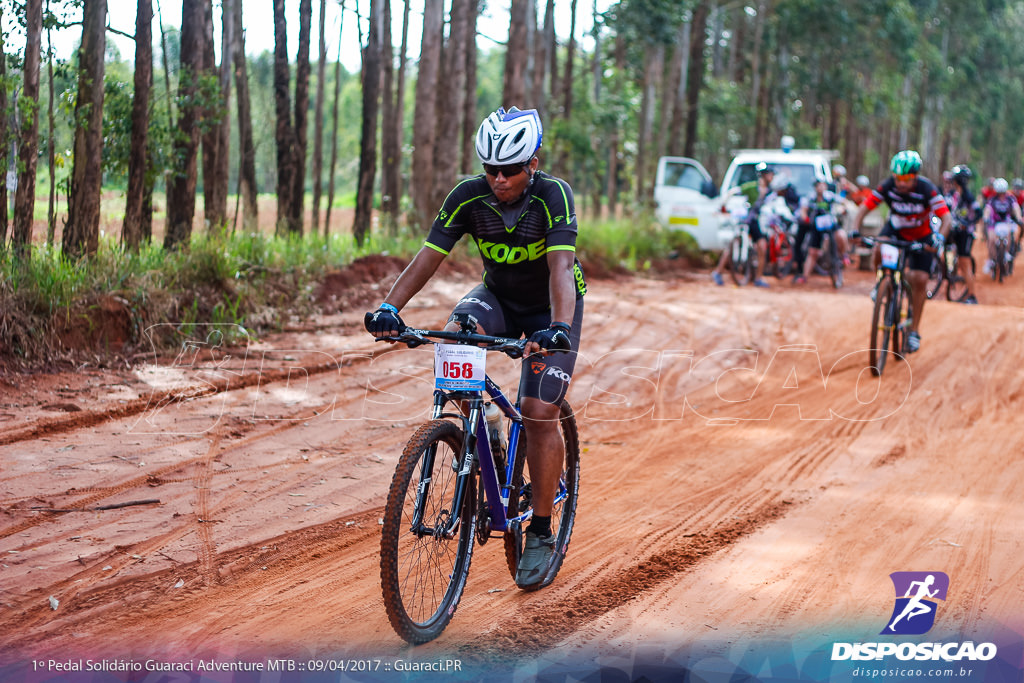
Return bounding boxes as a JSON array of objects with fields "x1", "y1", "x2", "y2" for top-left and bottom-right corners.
[
  {"x1": 925, "y1": 253, "x2": 944, "y2": 299},
  {"x1": 869, "y1": 277, "x2": 898, "y2": 376},
  {"x1": 504, "y1": 399, "x2": 581, "y2": 591},
  {"x1": 380, "y1": 420, "x2": 476, "y2": 644}
]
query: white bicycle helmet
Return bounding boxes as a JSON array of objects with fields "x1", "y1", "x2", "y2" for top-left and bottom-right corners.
[
  {"x1": 475, "y1": 106, "x2": 543, "y2": 166},
  {"x1": 993, "y1": 177, "x2": 1009, "y2": 193}
]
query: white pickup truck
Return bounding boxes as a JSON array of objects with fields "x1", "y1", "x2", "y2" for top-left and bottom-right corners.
[{"x1": 653, "y1": 146, "x2": 839, "y2": 251}]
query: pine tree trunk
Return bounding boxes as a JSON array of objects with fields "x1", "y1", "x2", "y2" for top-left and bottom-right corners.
[
  {"x1": 62, "y1": 0, "x2": 105, "y2": 259},
  {"x1": 432, "y1": 0, "x2": 469, "y2": 210},
  {"x1": 353, "y1": 0, "x2": 381, "y2": 246},
  {"x1": 165, "y1": 0, "x2": 204, "y2": 250},
  {"x1": 11, "y1": 0, "x2": 44, "y2": 257},
  {"x1": 311, "y1": 0, "x2": 327, "y2": 235},
  {"x1": 682, "y1": 0, "x2": 708, "y2": 158},
  {"x1": 46, "y1": 6, "x2": 57, "y2": 245},
  {"x1": 122, "y1": 0, "x2": 153, "y2": 251},
  {"x1": 0, "y1": 4, "x2": 7, "y2": 245},
  {"x1": 213, "y1": 0, "x2": 233, "y2": 232},
  {"x1": 411, "y1": 0, "x2": 442, "y2": 229},
  {"x1": 324, "y1": 0, "x2": 346, "y2": 235},
  {"x1": 290, "y1": 0, "x2": 312, "y2": 234},
  {"x1": 459, "y1": 0, "x2": 479, "y2": 176},
  {"x1": 379, "y1": 0, "x2": 398, "y2": 233},
  {"x1": 232, "y1": 0, "x2": 258, "y2": 232},
  {"x1": 272, "y1": 0, "x2": 297, "y2": 235},
  {"x1": 503, "y1": 0, "x2": 529, "y2": 106}
]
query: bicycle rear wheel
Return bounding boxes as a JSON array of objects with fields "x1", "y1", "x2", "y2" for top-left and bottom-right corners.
[
  {"x1": 503, "y1": 399, "x2": 581, "y2": 591},
  {"x1": 380, "y1": 420, "x2": 476, "y2": 644},
  {"x1": 729, "y1": 236, "x2": 753, "y2": 285},
  {"x1": 869, "y1": 277, "x2": 899, "y2": 376}
]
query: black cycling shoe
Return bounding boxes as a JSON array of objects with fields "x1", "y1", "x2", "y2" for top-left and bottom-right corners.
[{"x1": 515, "y1": 532, "x2": 555, "y2": 587}]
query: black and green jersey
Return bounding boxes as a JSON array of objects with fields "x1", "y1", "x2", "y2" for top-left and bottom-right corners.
[{"x1": 424, "y1": 170, "x2": 587, "y2": 316}]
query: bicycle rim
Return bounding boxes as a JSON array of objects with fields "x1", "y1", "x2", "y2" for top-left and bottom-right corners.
[
  {"x1": 925, "y1": 258, "x2": 943, "y2": 299},
  {"x1": 729, "y1": 237, "x2": 752, "y2": 285},
  {"x1": 380, "y1": 420, "x2": 476, "y2": 644},
  {"x1": 869, "y1": 278, "x2": 895, "y2": 376},
  {"x1": 504, "y1": 399, "x2": 581, "y2": 591}
]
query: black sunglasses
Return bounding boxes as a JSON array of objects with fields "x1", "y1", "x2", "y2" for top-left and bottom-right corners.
[{"x1": 483, "y1": 163, "x2": 528, "y2": 178}]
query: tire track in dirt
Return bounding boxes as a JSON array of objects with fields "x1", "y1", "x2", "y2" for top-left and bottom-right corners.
[
  {"x1": 457, "y1": 499, "x2": 794, "y2": 658},
  {"x1": 0, "y1": 351, "x2": 388, "y2": 448}
]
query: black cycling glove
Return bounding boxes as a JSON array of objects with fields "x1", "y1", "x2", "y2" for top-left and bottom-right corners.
[
  {"x1": 364, "y1": 304, "x2": 405, "y2": 337},
  {"x1": 528, "y1": 322, "x2": 572, "y2": 352}
]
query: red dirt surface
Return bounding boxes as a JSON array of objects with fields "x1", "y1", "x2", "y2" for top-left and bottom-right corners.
[{"x1": 2, "y1": 244, "x2": 1023, "y2": 681}]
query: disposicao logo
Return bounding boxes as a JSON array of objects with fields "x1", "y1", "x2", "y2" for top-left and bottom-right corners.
[
  {"x1": 831, "y1": 571, "x2": 998, "y2": 662},
  {"x1": 882, "y1": 571, "x2": 949, "y2": 635}
]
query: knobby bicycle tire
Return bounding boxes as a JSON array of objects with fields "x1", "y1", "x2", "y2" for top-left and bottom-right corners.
[
  {"x1": 729, "y1": 236, "x2": 753, "y2": 286},
  {"x1": 925, "y1": 252, "x2": 944, "y2": 300},
  {"x1": 503, "y1": 399, "x2": 581, "y2": 591},
  {"x1": 827, "y1": 233, "x2": 843, "y2": 289},
  {"x1": 946, "y1": 252, "x2": 973, "y2": 302},
  {"x1": 380, "y1": 419, "x2": 477, "y2": 644},
  {"x1": 869, "y1": 277, "x2": 897, "y2": 377}
]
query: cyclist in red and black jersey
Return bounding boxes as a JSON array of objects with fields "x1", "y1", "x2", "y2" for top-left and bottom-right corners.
[
  {"x1": 851, "y1": 150, "x2": 950, "y2": 353},
  {"x1": 364, "y1": 106, "x2": 585, "y2": 589}
]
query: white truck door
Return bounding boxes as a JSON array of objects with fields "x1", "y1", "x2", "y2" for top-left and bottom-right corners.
[{"x1": 653, "y1": 157, "x2": 722, "y2": 250}]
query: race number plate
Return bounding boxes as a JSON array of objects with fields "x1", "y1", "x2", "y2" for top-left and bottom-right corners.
[
  {"x1": 880, "y1": 243, "x2": 900, "y2": 269},
  {"x1": 814, "y1": 213, "x2": 836, "y2": 231},
  {"x1": 434, "y1": 344, "x2": 486, "y2": 391}
]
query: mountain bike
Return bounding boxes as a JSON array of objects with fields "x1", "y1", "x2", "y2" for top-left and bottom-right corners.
[
  {"x1": 728, "y1": 219, "x2": 757, "y2": 285},
  {"x1": 764, "y1": 207, "x2": 796, "y2": 278},
  {"x1": 377, "y1": 323, "x2": 580, "y2": 644},
  {"x1": 808, "y1": 209, "x2": 845, "y2": 289},
  {"x1": 988, "y1": 221, "x2": 1016, "y2": 283},
  {"x1": 864, "y1": 236, "x2": 924, "y2": 377},
  {"x1": 925, "y1": 237, "x2": 975, "y2": 301}
]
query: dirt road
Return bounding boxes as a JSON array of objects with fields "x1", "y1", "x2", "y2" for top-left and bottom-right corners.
[{"x1": 2, "y1": 259, "x2": 1023, "y2": 682}]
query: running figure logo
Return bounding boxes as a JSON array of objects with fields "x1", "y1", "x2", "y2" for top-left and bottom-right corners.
[{"x1": 881, "y1": 572, "x2": 950, "y2": 635}]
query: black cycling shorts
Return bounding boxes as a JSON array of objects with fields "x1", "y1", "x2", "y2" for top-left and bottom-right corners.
[
  {"x1": 951, "y1": 227, "x2": 974, "y2": 259},
  {"x1": 807, "y1": 227, "x2": 836, "y2": 251},
  {"x1": 747, "y1": 215, "x2": 765, "y2": 243},
  {"x1": 449, "y1": 284, "x2": 583, "y2": 405},
  {"x1": 880, "y1": 222, "x2": 935, "y2": 273}
]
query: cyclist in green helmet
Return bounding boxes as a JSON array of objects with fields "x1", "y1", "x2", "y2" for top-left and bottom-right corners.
[{"x1": 851, "y1": 150, "x2": 951, "y2": 354}]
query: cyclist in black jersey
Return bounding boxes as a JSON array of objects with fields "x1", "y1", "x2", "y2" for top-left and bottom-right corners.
[
  {"x1": 982, "y1": 178, "x2": 1023, "y2": 275},
  {"x1": 947, "y1": 165, "x2": 980, "y2": 303},
  {"x1": 365, "y1": 106, "x2": 585, "y2": 589}
]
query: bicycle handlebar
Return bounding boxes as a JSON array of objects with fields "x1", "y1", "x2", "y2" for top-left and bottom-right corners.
[
  {"x1": 861, "y1": 235, "x2": 927, "y2": 251},
  {"x1": 376, "y1": 328, "x2": 530, "y2": 359}
]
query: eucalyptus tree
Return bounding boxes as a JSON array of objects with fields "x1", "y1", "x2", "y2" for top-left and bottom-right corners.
[{"x1": 11, "y1": 0, "x2": 43, "y2": 256}]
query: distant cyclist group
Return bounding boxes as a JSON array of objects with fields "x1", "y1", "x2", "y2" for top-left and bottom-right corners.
[{"x1": 711, "y1": 148, "x2": 1024, "y2": 354}]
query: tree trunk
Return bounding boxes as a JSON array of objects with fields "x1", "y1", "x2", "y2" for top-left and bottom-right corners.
[
  {"x1": 553, "y1": 0, "x2": 577, "y2": 176},
  {"x1": 353, "y1": 0, "x2": 381, "y2": 246},
  {"x1": 667, "y1": 20, "x2": 689, "y2": 157},
  {"x1": 123, "y1": 0, "x2": 153, "y2": 251},
  {"x1": 534, "y1": 0, "x2": 551, "y2": 120},
  {"x1": 432, "y1": 0, "x2": 469, "y2": 210},
  {"x1": 45, "y1": 4, "x2": 57, "y2": 245},
  {"x1": 606, "y1": 35, "x2": 625, "y2": 219},
  {"x1": 213, "y1": 0, "x2": 233, "y2": 232},
  {"x1": 411, "y1": 0, "x2": 442, "y2": 229},
  {"x1": 682, "y1": 0, "x2": 709, "y2": 158},
  {"x1": 232, "y1": 0, "x2": 258, "y2": 232},
  {"x1": 0, "y1": 4, "x2": 7, "y2": 246},
  {"x1": 325, "y1": 0, "x2": 346, "y2": 235},
  {"x1": 290, "y1": 0, "x2": 312, "y2": 234},
  {"x1": 11, "y1": 0, "x2": 44, "y2": 257},
  {"x1": 199, "y1": 0, "x2": 221, "y2": 232},
  {"x1": 311, "y1": 0, "x2": 328, "y2": 235},
  {"x1": 165, "y1": 0, "x2": 204, "y2": 250},
  {"x1": 636, "y1": 46, "x2": 661, "y2": 207},
  {"x1": 379, "y1": 0, "x2": 398, "y2": 232},
  {"x1": 750, "y1": 0, "x2": 768, "y2": 131},
  {"x1": 460, "y1": 0, "x2": 479, "y2": 176},
  {"x1": 272, "y1": 0, "x2": 297, "y2": 235},
  {"x1": 62, "y1": 0, "x2": 105, "y2": 259},
  {"x1": 503, "y1": 0, "x2": 529, "y2": 106}
]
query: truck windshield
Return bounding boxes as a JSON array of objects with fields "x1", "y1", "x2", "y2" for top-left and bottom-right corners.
[{"x1": 730, "y1": 162, "x2": 821, "y2": 196}]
